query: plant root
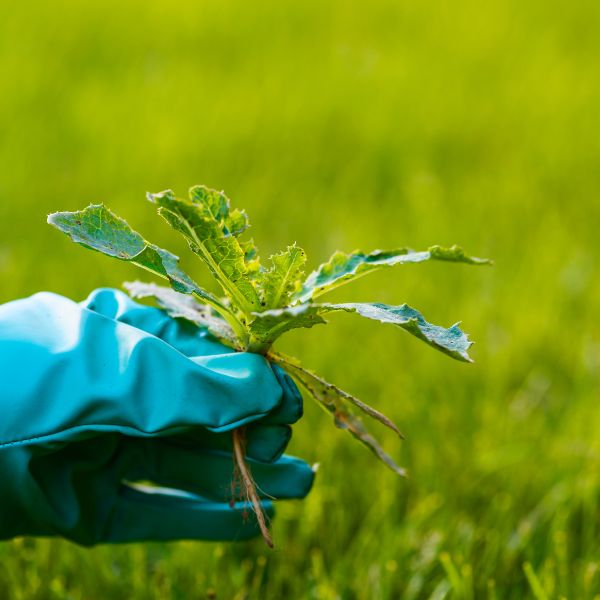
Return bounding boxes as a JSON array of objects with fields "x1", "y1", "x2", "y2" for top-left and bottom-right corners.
[{"x1": 232, "y1": 427, "x2": 273, "y2": 548}]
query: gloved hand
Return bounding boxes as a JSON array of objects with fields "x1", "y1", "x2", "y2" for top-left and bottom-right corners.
[{"x1": 0, "y1": 288, "x2": 313, "y2": 546}]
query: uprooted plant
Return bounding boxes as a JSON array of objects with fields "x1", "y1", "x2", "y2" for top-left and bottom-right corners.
[{"x1": 48, "y1": 185, "x2": 490, "y2": 547}]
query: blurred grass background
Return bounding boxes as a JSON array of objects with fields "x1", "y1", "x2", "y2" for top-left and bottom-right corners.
[{"x1": 1, "y1": 0, "x2": 599, "y2": 597}]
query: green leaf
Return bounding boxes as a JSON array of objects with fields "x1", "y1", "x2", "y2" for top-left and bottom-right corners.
[
  {"x1": 48, "y1": 204, "x2": 209, "y2": 299},
  {"x1": 252, "y1": 301, "x2": 474, "y2": 361},
  {"x1": 148, "y1": 187, "x2": 261, "y2": 313},
  {"x1": 188, "y1": 185, "x2": 251, "y2": 236},
  {"x1": 241, "y1": 238, "x2": 261, "y2": 276},
  {"x1": 322, "y1": 302, "x2": 474, "y2": 362},
  {"x1": 248, "y1": 304, "x2": 327, "y2": 350},
  {"x1": 271, "y1": 352, "x2": 406, "y2": 478},
  {"x1": 124, "y1": 281, "x2": 236, "y2": 346},
  {"x1": 296, "y1": 245, "x2": 491, "y2": 302},
  {"x1": 258, "y1": 244, "x2": 306, "y2": 309}
]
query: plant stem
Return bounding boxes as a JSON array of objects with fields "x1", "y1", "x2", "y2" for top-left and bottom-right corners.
[
  {"x1": 245, "y1": 336, "x2": 272, "y2": 355},
  {"x1": 191, "y1": 291, "x2": 249, "y2": 348},
  {"x1": 232, "y1": 427, "x2": 273, "y2": 548},
  {"x1": 174, "y1": 210, "x2": 260, "y2": 314}
]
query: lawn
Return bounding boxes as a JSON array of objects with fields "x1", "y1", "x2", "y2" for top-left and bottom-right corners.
[{"x1": 0, "y1": 0, "x2": 599, "y2": 597}]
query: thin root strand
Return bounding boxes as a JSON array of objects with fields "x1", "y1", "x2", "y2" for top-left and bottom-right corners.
[{"x1": 232, "y1": 427, "x2": 273, "y2": 548}]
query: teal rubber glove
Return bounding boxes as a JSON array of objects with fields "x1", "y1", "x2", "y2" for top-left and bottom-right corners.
[{"x1": 0, "y1": 289, "x2": 313, "y2": 546}]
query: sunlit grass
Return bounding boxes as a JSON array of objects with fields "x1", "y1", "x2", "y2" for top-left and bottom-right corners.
[{"x1": 0, "y1": 0, "x2": 599, "y2": 597}]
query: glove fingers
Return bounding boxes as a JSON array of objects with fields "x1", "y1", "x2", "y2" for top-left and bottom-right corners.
[
  {"x1": 246, "y1": 425, "x2": 292, "y2": 462},
  {"x1": 0, "y1": 292, "x2": 286, "y2": 445},
  {"x1": 81, "y1": 290, "x2": 302, "y2": 433},
  {"x1": 82, "y1": 288, "x2": 229, "y2": 357},
  {"x1": 84, "y1": 290, "x2": 303, "y2": 428},
  {"x1": 183, "y1": 353, "x2": 285, "y2": 432},
  {"x1": 127, "y1": 440, "x2": 315, "y2": 503},
  {"x1": 259, "y1": 365, "x2": 303, "y2": 426},
  {"x1": 172, "y1": 424, "x2": 292, "y2": 463},
  {"x1": 105, "y1": 485, "x2": 273, "y2": 543}
]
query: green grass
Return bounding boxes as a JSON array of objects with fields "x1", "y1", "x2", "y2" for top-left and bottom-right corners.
[{"x1": 1, "y1": 0, "x2": 599, "y2": 597}]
